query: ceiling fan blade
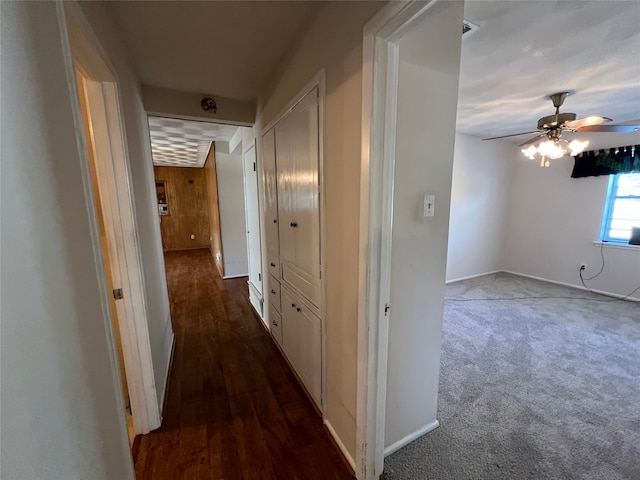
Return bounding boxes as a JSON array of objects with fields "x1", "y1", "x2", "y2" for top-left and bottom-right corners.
[
  {"x1": 519, "y1": 134, "x2": 547, "y2": 147},
  {"x1": 576, "y1": 124, "x2": 640, "y2": 133},
  {"x1": 483, "y1": 130, "x2": 542, "y2": 141},
  {"x1": 564, "y1": 115, "x2": 612, "y2": 130}
]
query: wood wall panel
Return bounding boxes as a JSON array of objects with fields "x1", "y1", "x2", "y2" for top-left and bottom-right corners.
[
  {"x1": 154, "y1": 166, "x2": 210, "y2": 251},
  {"x1": 204, "y1": 146, "x2": 224, "y2": 276}
]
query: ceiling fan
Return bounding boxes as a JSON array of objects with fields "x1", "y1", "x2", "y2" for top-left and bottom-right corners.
[{"x1": 484, "y1": 92, "x2": 640, "y2": 165}]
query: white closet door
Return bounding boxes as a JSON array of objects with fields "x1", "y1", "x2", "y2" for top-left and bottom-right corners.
[
  {"x1": 262, "y1": 128, "x2": 279, "y2": 254},
  {"x1": 281, "y1": 288, "x2": 300, "y2": 369},
  {"x1": 275, "y1": 113, "x2": 297, "y2": 266},
  {"x1": 243, "y1": 144, "x2": 262, "y2": 295},
  {"x1": 281, "y1": 288, "x2": 321, "y2": 407},
  {"x1": 276, "y1": 88, "x2": 320, "y2": 278}
]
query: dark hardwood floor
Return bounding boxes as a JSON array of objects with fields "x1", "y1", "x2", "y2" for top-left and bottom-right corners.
[{"x1": 133, "y1": 249, "x2": 352, "y2": 479}]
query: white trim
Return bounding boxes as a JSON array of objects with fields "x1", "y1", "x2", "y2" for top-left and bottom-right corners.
[
  {"x1": 383, "y1": 420, "x2": 440, "y2": 457},
  {"x1": 145, "y1": 112, "x2": 253, "y2": 128},
  {"x1": 356, "y1": 2, "x2": 445, "y2": 479},
  {"x1": 502, "y1": 270, "x2": 640, "y2": 302},
  {"x1": 317, "y1": 73, "x2": 328, "y2": 415},
  {"x1": 158, "y1": 331, "x2": 176, "y2": 417},
  {"x1": 261, "y1": 70, "x2": 326, "y2": 134},
  {"x1": 445, "y1": 270, "x2": 502, "y2": 285},
  {"x1": 324, "y1": 420, "x2": 356, "y2": 472},
  {"x1": 593, "y1": 241, "x2": 640, "y2": 251},
  {"x1": 62, "y1": 2, "x2": 161, "y2": 437},
  {"x1": 222, "y1": 273, "x2": 249, "y2": 279}
]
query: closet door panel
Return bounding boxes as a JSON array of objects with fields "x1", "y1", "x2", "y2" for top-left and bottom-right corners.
[
  {"x1": 290, "y1": 92, "x2": 320, "y2": 278},
  {"x1": 262, "y1": 128, "x2": 280, "y2": 254},
  {"x1": 275, "y1": 120, "x2": 296, "y2": 266},
  {"x1": 281, "y1": 288, "x2": 300, "y2": 368}
]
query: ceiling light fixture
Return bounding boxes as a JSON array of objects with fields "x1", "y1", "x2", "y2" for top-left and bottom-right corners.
[{"x1": 521, "y1": 133, "x2": 589, "y2": 167}]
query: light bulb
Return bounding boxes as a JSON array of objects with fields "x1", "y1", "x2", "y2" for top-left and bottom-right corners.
[
  {"x1": 537, "y1": 140, "x2": 566, "y2": 159},
  {"x1": 568, "y1": 139, "x2": 589, "y2": 156},
  {"x1": 522, "y1": 145, "x2": 538, "y2": 159}
]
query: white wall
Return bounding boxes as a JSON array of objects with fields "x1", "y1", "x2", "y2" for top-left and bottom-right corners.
[
  {"x1": 446, "y1": 134, "x2": 514, "y2": 282},
  {"x1": 78, "y1": 1, "x2": 174, "y2": 407},
  {"x1": 141, "y1": 84, "x2": 255, "y2": 126},
  {"x1": 215, "y1": 142, "x2": 249, "y2": 278},
  {"x1": 1, "y1": 3, "x2": 133, "y2": 478},
  {"x1": 503, "y1": 132, "x2": 640, "y2": 300},
  {"x1": 255, "y1": 1, "x2": 386, "y2": 459},
  {"x1": 384, "y1": 1, "x2": 464, "y2": 452}
]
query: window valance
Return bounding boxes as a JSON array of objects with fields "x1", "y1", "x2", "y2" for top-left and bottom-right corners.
[{"x1": 571, "y1": 145, "x2": 640, "y2": 178}]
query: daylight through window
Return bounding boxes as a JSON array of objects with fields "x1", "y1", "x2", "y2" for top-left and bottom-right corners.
[{"x1": 601, "y1": 173, "x2": 640, "y2": 243}]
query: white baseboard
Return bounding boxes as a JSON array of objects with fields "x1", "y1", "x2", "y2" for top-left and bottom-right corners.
[
  {"x1": 324, "y1": 420, "x2": 356, "y2": 472},
  {"x1": 158, "y1": 330, "x2": 175, "y2": 420},
  {"x1": 222, "y1": 273, "x2": 249, "y2": 279},
  {"x1": 445, "y1": 270, "x2": 501, "y2": 285},
  {"x1": 502, "y1": 270, "x2": 640, "y2": 302},
  {"x1": 383, "y1": 419, "x2": 440, "y2": 457}
]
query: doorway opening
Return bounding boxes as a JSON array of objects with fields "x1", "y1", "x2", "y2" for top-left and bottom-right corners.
[
  {"x1": 65, "y1": 1, "x2": 161, "y2": 448},
  {"x1": 357, "y1": 1, "x2": 465, "y2": 479},
  {"x1": 146, "y1": 116, "x2": 263, "y2": 316}
]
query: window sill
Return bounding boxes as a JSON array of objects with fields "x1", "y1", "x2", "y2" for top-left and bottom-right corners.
[{"x1": 593, "y1": 241, "x2": 640, "y2": 251}]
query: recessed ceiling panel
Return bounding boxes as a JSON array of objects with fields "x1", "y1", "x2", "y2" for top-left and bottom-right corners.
[{"x1": 148, "y1": 116, "x2": 238, "y2": 168}]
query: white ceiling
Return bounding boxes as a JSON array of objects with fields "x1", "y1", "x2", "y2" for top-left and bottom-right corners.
[
  {"x1": 106, "y1": 1, "x2": 323, "y2": 101},
  {"x1": 110, "y1": 1, "x2": 639, "y2": 146},
  {"x1": 457, "y1": 1, "x2": 640, "y2": 141},
  {"x1": 148, "y1": 116, "x2": 238, "y2": 168}
]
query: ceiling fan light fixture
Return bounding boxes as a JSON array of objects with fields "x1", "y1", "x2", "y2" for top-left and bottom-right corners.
[{"x1": 521, "y1": 137, "x2": 589, "y2": 165}]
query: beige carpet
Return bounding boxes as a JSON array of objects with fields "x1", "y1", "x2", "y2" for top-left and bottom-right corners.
[{"x1": 384, "y1": 273, "x2": 640, "y2": 480}]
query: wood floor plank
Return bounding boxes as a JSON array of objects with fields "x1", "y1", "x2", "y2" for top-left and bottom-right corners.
[{"x1": 134, "y1": 249, "x2": 352, "y2": 479}]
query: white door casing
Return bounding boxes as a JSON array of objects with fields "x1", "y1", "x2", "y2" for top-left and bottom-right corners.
[{"x1": 61, "y1": 2, "x2": 161, "y2": 440}]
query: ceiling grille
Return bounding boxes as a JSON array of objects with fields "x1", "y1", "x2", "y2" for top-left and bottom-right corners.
[{"x1": 462, "y1": 19, "x2": 479, "y2": 36}]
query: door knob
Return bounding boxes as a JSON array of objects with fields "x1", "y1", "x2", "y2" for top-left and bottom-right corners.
[
  {"x1": 271, "y1": 289, "x2": 276, "y2": 294},
  {"x1": 291, "y1": 303, "x2": 296, "y2": 308},
  {"x1": 273, "y1": 321, "x2": 278, "y2": 327},
  {"x1": 296, "y1": 307, "x2": 301, "y2": 312},
  {"x1": 290, "y1": 222, "x2": 298, "y2": 228},
  {"x1": 273, "y1": 219, "x2": 277, "y2": 223},
  {"x1": 270, "y1": 262, "x2": 276, "y2": 267}
]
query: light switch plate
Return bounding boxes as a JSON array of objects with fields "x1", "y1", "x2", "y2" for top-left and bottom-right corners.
[{"x1": 423, "y1": 194, "x2": 435, "y2": 217}]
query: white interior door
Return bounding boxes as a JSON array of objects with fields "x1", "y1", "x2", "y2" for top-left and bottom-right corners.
[{"x1": 243, "y1": 144, "x2": 263, "y2": 295}]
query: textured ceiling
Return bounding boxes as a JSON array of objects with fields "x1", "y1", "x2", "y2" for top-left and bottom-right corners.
[
  {"x1": 106, "y1": 1, "x2": 323, "y2": 101},
  {"x1": 457, "y1": 0, "x2": 640, "y2": 140},
  {"x1": 148, "y1": 116, "x2": 238, "y2": 168}
]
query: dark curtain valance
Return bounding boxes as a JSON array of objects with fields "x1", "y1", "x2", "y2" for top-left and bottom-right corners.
[{"x1": 571, "y1": 145, "x2": 640, "y2": 178}]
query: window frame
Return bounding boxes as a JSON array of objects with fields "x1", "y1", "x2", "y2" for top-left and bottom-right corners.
[{"x1": 600, "y1": 172, "x2": 640, "y2": 243}]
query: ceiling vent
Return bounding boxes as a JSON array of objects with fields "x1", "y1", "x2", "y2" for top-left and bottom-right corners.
[{"x1": 462, "y1": 19, "x2": 479, "y2": 36}]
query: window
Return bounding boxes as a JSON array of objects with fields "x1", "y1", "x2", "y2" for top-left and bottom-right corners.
[{"x1": 600, "y1": 173, "x2": 640, "y2": 243}]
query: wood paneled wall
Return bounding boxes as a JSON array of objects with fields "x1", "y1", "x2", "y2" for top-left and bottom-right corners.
[
  {"x1": 203, "y1": 146, "x2": 224, "y2": 276},
  {"x1": 154, "y1": 166, "x2": 210, "y2": 251}
]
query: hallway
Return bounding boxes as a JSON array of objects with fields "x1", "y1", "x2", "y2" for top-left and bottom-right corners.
[{"x1": 133, "y1": 249, "x2": 351, "y2": 479}]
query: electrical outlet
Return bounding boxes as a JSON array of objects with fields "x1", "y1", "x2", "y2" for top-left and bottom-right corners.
[
  {"x1": 190, "y1": 234, "x2": 195, "y2": 240},
  {"x1": 580, "y1": 264, "x2": 587, "y2": 271}
]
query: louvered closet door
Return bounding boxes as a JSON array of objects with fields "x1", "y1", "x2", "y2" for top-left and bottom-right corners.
[
  {"x1": 262, "y1": 128, "x2": 279, "y2": 254},
  {"x1": 275, "y1": 88, "x2": 320, "y2": 278}
]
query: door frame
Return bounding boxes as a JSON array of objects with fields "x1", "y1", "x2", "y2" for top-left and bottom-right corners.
[
  {"x1": 242, "y1": 139, "x2": 265, "y2": 318},
  {"x1": 60, "y1": 2, "x2": 161, "y2": 435},
  {"x1": 355, "y1": 2, "x2": 442, "y2": 479}
]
